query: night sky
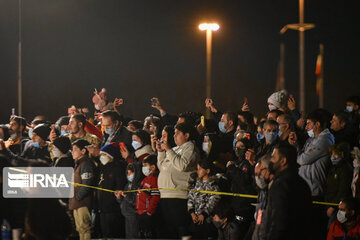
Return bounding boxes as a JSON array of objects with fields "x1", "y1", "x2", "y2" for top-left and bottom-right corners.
[{"x1": 0, "y1": 0, "x2": 356, "y2": 124}]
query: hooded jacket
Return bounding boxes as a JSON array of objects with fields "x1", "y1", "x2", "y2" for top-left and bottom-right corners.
[
  {"x1": 119, "y1": 162, "x2": 144, "y2": 216},
  {"x1": 297, "y1": 128, "x2": 335, "y2": 197}
]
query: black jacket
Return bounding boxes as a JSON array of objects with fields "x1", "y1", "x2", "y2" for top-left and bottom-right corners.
[
  {"x1": 226, "y1": 158, "x2": 256, "y2": 219},
  {"x1": 96, "y1": 159, "x2": 127, "y2": 213},
  {"x1": 3, "y1": 142, "x2": 51, "y2": 166},
  {"x1": 53, "y1": 152, "x2": 75, "y2": 168},
  {"x1": 263, "y1": 168, "x2": 312, "y2": 240},
  {"x1": 101, "y1": 125, "x2": 133, "y2": 151}
]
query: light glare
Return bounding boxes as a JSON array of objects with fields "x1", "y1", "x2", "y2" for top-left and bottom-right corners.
[{"x1": 199, "y1": 23, "x2": 220, "y2": 31}]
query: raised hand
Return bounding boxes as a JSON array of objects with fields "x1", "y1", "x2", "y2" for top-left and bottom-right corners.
[
  {"x1": 287, "y1": 94, "x2": 296, "y2": 111},
  {"x1": 242, "y1": 97, "x2": 250, "y2": 112}
]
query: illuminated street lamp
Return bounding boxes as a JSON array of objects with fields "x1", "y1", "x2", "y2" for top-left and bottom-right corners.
[{"x1": 199, "y1": 23, "x2": 219, "y2": 118}]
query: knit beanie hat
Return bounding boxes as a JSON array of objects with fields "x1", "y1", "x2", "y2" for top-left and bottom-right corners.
[
  {"x1": 33, "y1": 124, "x2": 51, "y2": 141},
  {"x1": 72, "y1": 139, "x2": 90, "y2": 150},
  {"x1": 53, "y1": 136, "x2": 72, "y2": 154},
  {"x1": 100, "y1": 142, "x2": 120, "y2": 160},
  {"x1": 267, "y1": 89, "x2": 288, "y2": 109}
]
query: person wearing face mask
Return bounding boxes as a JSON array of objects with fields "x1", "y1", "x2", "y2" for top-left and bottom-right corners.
[
  {"x1": 324, "y1": 143, "x2": 353, "y2": 228},
  {"x1": 251, "y1": 153, "x2": 274, "y2": 240},
  {"x1": 52, "y1": 136, "x2": 74, "y2": 167},
  {"x1": 267, "y1": 90, "x2": 288, "y2": 113},
  {"x1": 202, "y1": 133, "x2": 223, "y2": 172},
  {"x1": 288, "y1": 109, "x2": 334, "y2": 240},
  {"x1": 0, "y1": 123, "x2": 51, "y2": 166},
  {"x1": 246, "y1": 120, "x2": 279, "y2": 167},
  {"x1": 115, "y1": 162, "x2": 144, "y2": 239},
  {"x1": 327, "y1": 198, "x2": 360, "y2": 240},
  {"x1": 100, "y1": 110, "x2": 133, "y2": 149},
  {"x1": 96, "y1": 142, "x2": 127, "y2": 239},
  {"x1": 136, "y1": 155, "x2": 161, "y2": 238},
  {"x1": 224, "y1": 137, "x2": 257, "y2": 239},
  {"x1": 120, "y1": 129, "x2": 154, "y2": 164},
  {"x1": 263, "y1": 143, "x2": 312, "y2": 240}
]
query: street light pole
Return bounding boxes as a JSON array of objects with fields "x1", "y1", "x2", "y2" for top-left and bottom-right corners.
[
  {"x1": 280, "y1": 0, "x2": 315, "y2": 113},
  {"x1": 18, "y1": 0, "x2": 22, "y2": 117},
  {"x1": 199, "y1": 23, "x2": 219, "y2": 118},
  {"x1": 299, "y1": 0, "x2": 305, "y2": 112}
]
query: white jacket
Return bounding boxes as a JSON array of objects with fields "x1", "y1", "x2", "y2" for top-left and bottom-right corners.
[{"x1": 157, "y1": 141, "x2": 198, "y2": 199}]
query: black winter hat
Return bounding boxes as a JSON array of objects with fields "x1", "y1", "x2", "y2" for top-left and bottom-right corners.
[
  {"x1": 33, "y1": 124, "x2": 51, "y2": 141},
  {"x1": 72, "y1": 139, "x2": 90, "y2": 150},
  {"x1": 53, "y1": 136, "x2": 72, "y2": 154}
]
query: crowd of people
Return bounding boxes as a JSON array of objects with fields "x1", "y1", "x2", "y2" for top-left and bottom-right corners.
[{"x1": 1, "y1": 88, "x2": 360, "y2": 240}]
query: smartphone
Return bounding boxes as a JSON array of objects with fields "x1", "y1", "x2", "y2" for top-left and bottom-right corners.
[{"x1": 119, "y1": 142, "x2": 126, "y2": 151}]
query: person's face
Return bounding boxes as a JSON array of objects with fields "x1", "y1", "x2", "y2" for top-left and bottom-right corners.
[
  {"x1": 270, "y1": 148, "x2": 285, "y2": 175},
  {"x1": 174, "y1": 129, "x2": 189, "y2": 146},
  {"x1": 160, "y1": 130, "x2": 168, "y2": 143},
  {"x1": 102, "y1": 116, "x2": 117, "y2": 130},
  {"x1": 143, "y1": 162, "x2": 155, "y2": 173},
  {"x1": 235, "y1": 141, "x2": 245, "y2": 150},
  {"x1": 263, "y1": 124, "x2": 277, "y2": 135},
  {"x1": 132, "y1": 135, "x2": 143, "y2": 145},
  {"x1": 72, "y1": 145, "x2": 86, "y2": 161},
  {"x1": 60, "y1": 125, "x2": 69, "y2": 131},
  {"x1": 9, "y1": 120, "x2": 21, "y2": 135},
  {"x1": 276, "y1": 115, "x2": 289, "y2": 134},
  {"x1": 305, "y1": 119, "x2": 319, "y2": 133},
  {"x1": 127, "y1": 169, "x2": 134, "y2": 177},
  {"x1": 338, "y1": 201, "x2": 354, "y2": 221},
  {"x1": 330, "y1": 115, "x2": 345, "y2": 132},
  {"x1": 220, "y1": 114, "x2": 230, "y2": 129},
  {"x1": 149, "y1": 123, "x2": 157, "y2": 134},
  {"x1": 197, "y1": 164, "x2": 210, "y2": 179},
  {"x1": 68, "y1": 117, "x2": 81, "y2": 134},
  {"x1": 267, "y1": 112, "x2": 277, "y2": 121},
  {"x1": 346, "y1": 101, "x2": 359, "y2": 111},
  {"x1": 32, "y1": 132, "x2": 44, "y2": 144}
]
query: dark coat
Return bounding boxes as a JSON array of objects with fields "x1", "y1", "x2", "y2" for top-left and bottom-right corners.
[
  {"x1": 101, "y1": 125, "x2": 133, "y2": 152},
  {"x1": 96, "y1": 160, "x2": 127, "y2": 213},
  {"x1": 324, "y1": 160, "x2": 353, "y2": 204},
  {"x1": 263, "y1": 168, "x2": 312, "y2": 240}
]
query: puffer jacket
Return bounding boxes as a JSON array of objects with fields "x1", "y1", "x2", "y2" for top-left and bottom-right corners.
[{"x1": 187, "y1": 176, "x2": 221, "y2": 218}]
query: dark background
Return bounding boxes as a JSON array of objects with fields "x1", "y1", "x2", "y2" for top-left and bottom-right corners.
[{"x1": 0, "y1": 0, "x2": 357, "y2": 124}]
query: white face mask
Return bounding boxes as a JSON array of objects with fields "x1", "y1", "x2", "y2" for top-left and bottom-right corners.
[
  {"x1": 255, "y1": 175, "x2": 268, "y2": 190},
  {"x1": 100, "y1": 155, "x2": 111, "y2": 165},
  {"x1": 307, "y1": 129, "x2": 315, "y2": 138},
  {"x1": 132, "y1": 140, "x2": 142, "y2": 150},
  {"x1": 142, "y1": 166, "x2": 152, "y2": 176},
  {"x1": 346, "y1": 106, "x2": 353, "y2": 112},
  {"x1": 52, "y1": 148, "x2": 61, "y2": 158},
  {"x1": 202, "y1": 142, "x2": 210, "y2": 154},
  {"x1": 9, "y1": 133, "x2": 18, "y2": 139},
  {"x1": 337, "y1": 210, "x2": 347, "y2": 223}
]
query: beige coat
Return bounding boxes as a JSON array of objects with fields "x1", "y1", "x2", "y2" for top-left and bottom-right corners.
[{"x1": 157, "y1": 141, "x2": 198, "y2": 199}]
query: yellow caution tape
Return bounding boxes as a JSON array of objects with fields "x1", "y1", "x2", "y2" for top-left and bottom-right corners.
[{"x1": 7, "y1": 167, "x2": 338, "y2": 206}]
